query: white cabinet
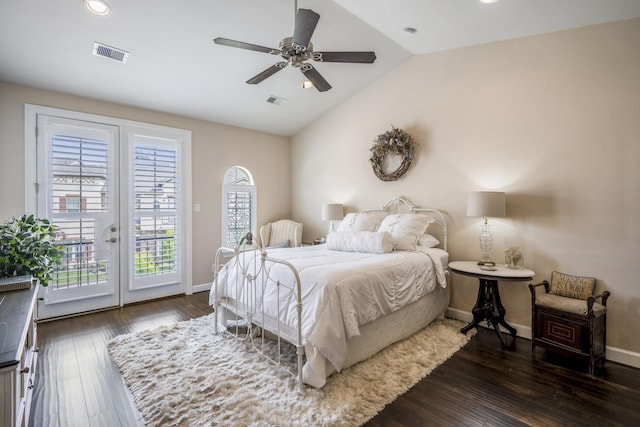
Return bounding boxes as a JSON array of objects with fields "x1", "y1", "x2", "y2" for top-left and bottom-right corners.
[{"x1": 0, "y1": 284, "x2": 38, "y2": 427}]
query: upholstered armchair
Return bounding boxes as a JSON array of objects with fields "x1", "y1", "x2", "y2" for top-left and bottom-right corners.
[
  {"x1": 529, "y1": 271, "x2": 611, "y2": 375},
  {"x1": 259, "y1": 219, "x2": 303, "y2": 249}
]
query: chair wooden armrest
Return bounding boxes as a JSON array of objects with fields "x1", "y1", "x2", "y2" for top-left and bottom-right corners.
[
  {"x1": 587, "y1": 290, "x2": 611, "y2": 313},
  {"x1": 594, "y1": 290, "x2": 611, "y2": 306},
  {"x1": 528, "y1": 280, "x2": 550, "y2": 303}
]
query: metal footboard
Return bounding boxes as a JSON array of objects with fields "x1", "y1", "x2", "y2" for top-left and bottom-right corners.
[{"x1": 213, "y1": 233, "x2": 304, "y2": 390}]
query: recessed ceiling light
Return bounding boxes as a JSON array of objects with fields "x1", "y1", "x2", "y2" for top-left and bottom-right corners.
[
  {"x1": 85, "y1": 0, "x2": 110, "y2": 16},
  {"x1": 480, "y1": 0, "x2": 499, "y2": 4}
]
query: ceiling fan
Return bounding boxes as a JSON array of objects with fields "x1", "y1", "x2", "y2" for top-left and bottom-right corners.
[{"x1": 213, "y1": 4, "x2": 376, "y2": 92}]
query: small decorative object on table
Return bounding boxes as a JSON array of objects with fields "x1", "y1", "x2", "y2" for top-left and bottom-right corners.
[{"x1": 504, "y1": 246, "x2": 523, "y2": 269}]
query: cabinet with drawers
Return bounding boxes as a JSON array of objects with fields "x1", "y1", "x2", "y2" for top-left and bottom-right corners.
[{"x1": 0, "y1": 284, "x2": 38, "y2": 427}]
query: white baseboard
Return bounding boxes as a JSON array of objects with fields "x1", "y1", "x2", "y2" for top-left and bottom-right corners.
[
  {"x1": 192, "y1": 282, "x2": 211, "y2": 294},
  {"x1": 606, "y1": 346, "x2": 640, "y2": 369},
  {"x1": 445, "y1": 307, "x2": 640, "y2": 369}
]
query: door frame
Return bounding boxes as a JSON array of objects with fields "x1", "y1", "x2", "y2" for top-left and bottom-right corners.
[{"x1": 24, "y1": 104, "x2": 193, "y2": 313}]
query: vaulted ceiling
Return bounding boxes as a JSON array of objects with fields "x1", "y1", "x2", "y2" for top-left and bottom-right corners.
[{"x1": 1, "y1": 0, "x2": 639, "y2": 136}]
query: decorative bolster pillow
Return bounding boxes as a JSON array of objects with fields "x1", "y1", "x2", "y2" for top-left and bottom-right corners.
[{"x1": 326, "y1": 231, "x2": 394, "y2": 254}]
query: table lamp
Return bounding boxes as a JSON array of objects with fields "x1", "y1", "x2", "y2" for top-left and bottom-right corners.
[
  {"x1": 466, "y1": 191, "x2": 506, "y2": 266},
  {"x1": 321, "y1": 203, "x2": 343, "y2": 233}
]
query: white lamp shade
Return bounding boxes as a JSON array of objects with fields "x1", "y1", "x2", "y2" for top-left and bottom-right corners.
[
  {"x1": 321, "y1": 203, "x2": 344, "y2": 221},
  {"x1": 466, "y1": 191, "x2": 506, "y2": 218}
]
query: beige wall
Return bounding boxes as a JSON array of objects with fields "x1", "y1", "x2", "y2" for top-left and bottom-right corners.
[
  {"x1": 292, "y1": 19, "x2": 640, "y2": 354},
  {"x1": 0, "y1": 82, "x2": 291, "y2": 288},
  {"x1": 1, "y1": 19, "x2": 638, "y2": 356}
]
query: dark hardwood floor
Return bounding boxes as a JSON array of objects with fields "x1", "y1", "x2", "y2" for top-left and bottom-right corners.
[
  {"x1": 366, "y1": 329, "x2": 640, "y2": 427},
  {"x1": 30, "y1": 292, "x2": 640, "y2": 426},
  {"x1": 29, "y1": 293, "x2": 212, "y2": 427}
]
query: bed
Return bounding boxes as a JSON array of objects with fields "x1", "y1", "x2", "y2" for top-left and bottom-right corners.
[{"x1": 209, "y1": 197, "x2": 450, "y2": 389}]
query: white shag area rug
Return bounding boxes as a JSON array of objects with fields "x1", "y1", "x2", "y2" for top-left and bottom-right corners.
[{"x1": 107, "y1": 314, "x2": 473, "y2": 427}]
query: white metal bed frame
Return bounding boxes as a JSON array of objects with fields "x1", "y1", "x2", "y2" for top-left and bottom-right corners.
[
  {"x1": 212, "y1": 196, "x2": 448, "y2": 390},
  {"x1": 213, "y1": 232, "x2": 305, "y2": 389}
]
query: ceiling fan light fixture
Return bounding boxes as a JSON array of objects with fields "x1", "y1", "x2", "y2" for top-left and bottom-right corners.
[
  {"x1": 85, "y1": 0, "x2": 110, "y2": 16},
  {"x1": 214, "y1": 6, "x2": 375, "y2": 92}
]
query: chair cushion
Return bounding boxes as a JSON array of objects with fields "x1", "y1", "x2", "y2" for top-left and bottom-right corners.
[
  {"x1": 536, "y1": 293, "x2": 606, "y2": 317},
  {"x1": 550, "y1": 271, "x2": 596, "y2": 300}
]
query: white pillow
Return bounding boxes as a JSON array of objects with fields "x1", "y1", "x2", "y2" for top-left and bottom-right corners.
[
  {"x1": 336, "y1": 212, "x2": 386, "y2": 232},
  {"x1": 377, "y1": 214, "x2": 435, "y2": 251},
  {"x1": 418, "y1": 234, "x2": 440, "y2": 248},
  {"x1": 326, "y1": 231, "x2": 393, "y2": 254}
]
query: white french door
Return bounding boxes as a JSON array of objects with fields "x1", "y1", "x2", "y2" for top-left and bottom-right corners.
[
  {"x1": 36, "y1": 116, "x2": 120, "y2": 318},
  {"x1": 123, "y1": 132, "x2": 185, "y2": 303},
  {"x1": 32, "y1": 111, "x2": 191, "y2": 319}
]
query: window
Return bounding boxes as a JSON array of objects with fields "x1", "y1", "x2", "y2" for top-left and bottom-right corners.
[
  {"x1": 50, "y1": 134, "x2": 109, "y2": 289},
  {"x1": 59, "y1": 195, "x2": 87, "y2": 213},
  {"x1": 222, "y1": 166, "x2": 256, "y2": 248}
]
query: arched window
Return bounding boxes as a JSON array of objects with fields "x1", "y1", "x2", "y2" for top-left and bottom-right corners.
[{"x1": 222, "y1": 166, "x2": 256, "y2": 247}]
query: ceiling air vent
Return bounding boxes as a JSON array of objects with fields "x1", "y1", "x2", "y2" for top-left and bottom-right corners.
[
  {"x1": 92, "y1": 42, "x2": 129, "y2": 63},
  {"x1": 266, "y1": 95, "x2": 286, "y2": 105}
]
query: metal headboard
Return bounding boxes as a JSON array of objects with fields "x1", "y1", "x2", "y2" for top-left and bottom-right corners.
[{"x1": 361, "y1": 196, "x2": 448, "y2": 251}]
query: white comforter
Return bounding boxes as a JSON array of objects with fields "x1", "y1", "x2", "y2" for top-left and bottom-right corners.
[{"x1": 209, "y1": 244, "x2": 447, "y2": 385}]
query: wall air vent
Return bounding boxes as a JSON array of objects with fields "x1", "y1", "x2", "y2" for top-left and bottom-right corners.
[
  {"x1": 92, "y1": 42, "x2": 129, "y2": 63},
  {"x1": 266, "y1": 95, "x2": 286, "y2": 105}
]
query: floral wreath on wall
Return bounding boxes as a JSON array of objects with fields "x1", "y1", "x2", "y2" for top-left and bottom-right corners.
[{"x1": 369, "y1": 125, "x2": 415, "y2": 181}]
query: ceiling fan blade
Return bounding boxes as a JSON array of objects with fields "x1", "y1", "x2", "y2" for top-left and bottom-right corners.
[
  {"x1": 214, "y1": 37, "x2": 277, "y2": 54},
  {"x1": 314, "y1": 51, "x2": 377, "y2": 64},
  {"x1": 301, "y1": 64, "x2": 331, "y2": 92},
  {"x1": 292, "y1": 9, "x2": 320, "y2": 51},
  {"x1": 246, "y1": 62, "x2": 288, "y2": 85}
]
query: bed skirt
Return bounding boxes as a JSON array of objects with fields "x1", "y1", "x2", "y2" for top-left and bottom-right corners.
[{"x1": 303, "y1": 279, "x2": 451, "y2": 387}]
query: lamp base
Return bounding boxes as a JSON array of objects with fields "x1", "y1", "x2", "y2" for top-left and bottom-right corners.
[{"x1": 477, "y1": 260, "x2": 495, "y2": 267}]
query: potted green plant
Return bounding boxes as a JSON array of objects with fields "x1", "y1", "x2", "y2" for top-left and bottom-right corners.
[{"x1": 0, "y1": 214, "x2": 63, "y2": 289}]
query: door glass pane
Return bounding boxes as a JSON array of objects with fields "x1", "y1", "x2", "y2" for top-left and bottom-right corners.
[
  {"x1": 133, "y1": 145, "x2": 178, "y2": 280},
  {"x1": 50, "y1": 136, "x2": 109, "y2": 289}
]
